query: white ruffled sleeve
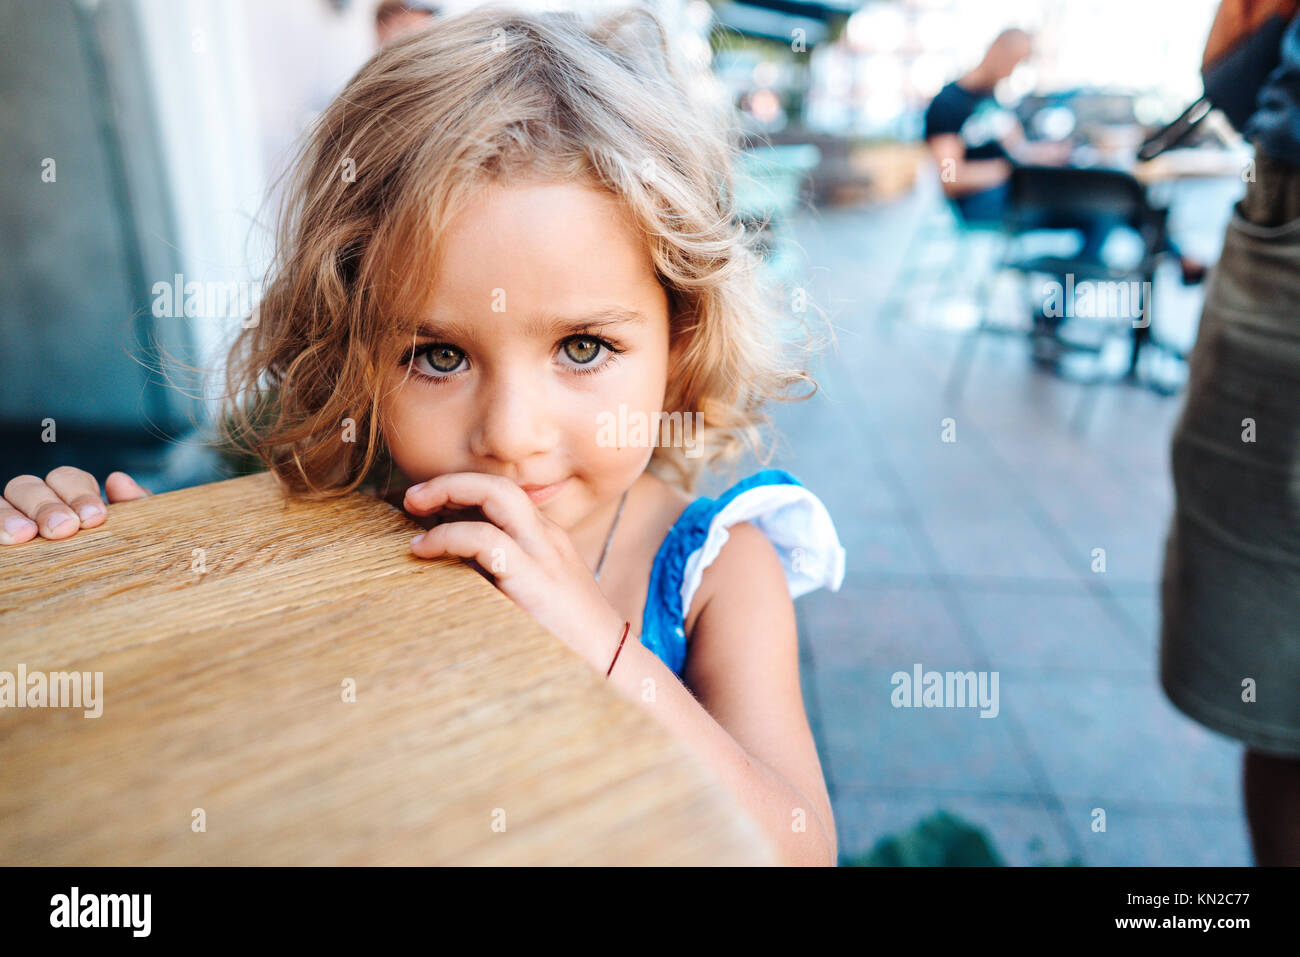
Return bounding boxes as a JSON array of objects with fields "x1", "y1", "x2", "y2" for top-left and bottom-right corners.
[{"x1": 680, "y1": 483, "x2": 847, "y2": 620}]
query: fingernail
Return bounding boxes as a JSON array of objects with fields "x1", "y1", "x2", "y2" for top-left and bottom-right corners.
[
  {"x1": 4, "y1": 516, "x2": 36, "y2": 537},
  {"x1": 408, "y1": 481, "x2": 427, "y2": 495},
  {"x1": 48, "y1": 513, "x2": 74, "y2": 532},
  {"x1": 78, "y1": 504, "x2": 103, "y2": 522},
  {"x1": 410, "y1": 533, "x2": 424, "y2": 547}
]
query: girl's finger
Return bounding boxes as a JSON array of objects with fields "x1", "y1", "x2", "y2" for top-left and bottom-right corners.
[
  {"x1": 43, "y1": 466, "x2": 106, "y2": 528},
  {"x1": 0, "y1": 498, "x2": 39, "y2": 545},
  {"x1": 2, "y1": 474, "x2": 81, "y2": 539},
  {"x1": 410, "y1": 520, "x2": 523, "y2": 579},
  {"x1": 404, "y1": 473, "x2": 550, "y2": 556},
  {"x1": 104, "y1": 471, "x2": 152, "y2": 503}
]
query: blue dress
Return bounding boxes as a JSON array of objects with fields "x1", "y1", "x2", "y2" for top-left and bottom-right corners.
[{"x1": 637, "y1": 468, "x2": 846, "y2": 678}]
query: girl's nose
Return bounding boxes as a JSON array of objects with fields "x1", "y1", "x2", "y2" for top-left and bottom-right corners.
[{"x1": 469, "y1": 374, "x2": 559, "y2": 464}]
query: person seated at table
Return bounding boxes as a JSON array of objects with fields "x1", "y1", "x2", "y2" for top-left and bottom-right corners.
[
  {"x1": 925, "y1": 31, "x2": 1061, "y2": 221},
  {"x1": 924, "y1": 28, "x2": 1206, "y2": 284}
]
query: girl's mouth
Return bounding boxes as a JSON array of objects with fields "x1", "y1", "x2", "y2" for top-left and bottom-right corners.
[{"x1": 520, "y1": 478, "x2": 568, "y2": 504}]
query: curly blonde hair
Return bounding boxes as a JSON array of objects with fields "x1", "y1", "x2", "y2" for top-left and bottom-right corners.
[{"x1": 216, "y1": 2, "x2": 825, "y2": 501}]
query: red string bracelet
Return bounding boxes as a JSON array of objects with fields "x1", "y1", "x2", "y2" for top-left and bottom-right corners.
[{"x1": 606, "y1": 620, "x2": 631, "y2": 678}]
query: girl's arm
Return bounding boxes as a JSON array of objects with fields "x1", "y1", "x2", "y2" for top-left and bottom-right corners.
[
  {"x1": 402, "y1": 473, "x2": 835, "y2": 864},
  {"x1": 592, "y1": 520, "x2": 837, "y2": 866}
]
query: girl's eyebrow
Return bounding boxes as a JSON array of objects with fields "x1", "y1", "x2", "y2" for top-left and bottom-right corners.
[{"x1": 412, "y1": 308, "x2": 647, "y2": 341}]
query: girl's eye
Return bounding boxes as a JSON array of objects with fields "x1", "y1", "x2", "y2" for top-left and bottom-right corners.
[
  {"x1": 403, "y1": 333, "x2": 622, "y2": 384},
  {"x1": 557, "y1": 334, "x2": 624, "y2": 374},
  {"x1": 417, "y1": 344, "x2": 466, "y2": 376},
  {"x1": 561, "y1": 336, "x2": 603, "y2": 366}
]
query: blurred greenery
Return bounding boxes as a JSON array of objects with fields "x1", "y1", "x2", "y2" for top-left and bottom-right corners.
[{"x1": 839, "y1": 810, "x2": 1084, "y2": 867}]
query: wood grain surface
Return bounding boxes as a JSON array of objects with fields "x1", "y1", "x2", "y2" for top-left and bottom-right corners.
[{"x1": 0, "y1": 471, "x2": 775, "y2": 865}]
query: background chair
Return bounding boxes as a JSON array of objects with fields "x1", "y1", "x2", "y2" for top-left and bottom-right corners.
[
  {"x1": 733, "y1": 144, "x2": 822, "y2": 286},
  {"x1": 879, "y1": 182, "x2": 1009, "y2": 329},
  {"x1": 946, "y1": 165, "x2": 1182, "y2": 416}
]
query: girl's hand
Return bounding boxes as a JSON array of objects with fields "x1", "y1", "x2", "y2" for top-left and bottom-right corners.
[
  {"x1": 404, "y1": 473, "x2": 626, "y2": 672},
  {"x1": 1, "y1": 468, "x2": 151, "y2": 545}
]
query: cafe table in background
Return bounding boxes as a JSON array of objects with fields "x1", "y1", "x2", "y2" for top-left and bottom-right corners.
[{"x1": 0, "y1": 472, "x2": 775, "y2": 865}]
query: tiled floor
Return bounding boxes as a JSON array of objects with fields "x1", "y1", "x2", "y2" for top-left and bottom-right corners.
[{"x1": 721, "y1": 172, "x2": 1256, "y2": 865}]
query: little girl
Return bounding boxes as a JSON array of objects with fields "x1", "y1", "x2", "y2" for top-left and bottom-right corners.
[{"x1": 0, "y1": 4, "x2": 846, "y2": 866}]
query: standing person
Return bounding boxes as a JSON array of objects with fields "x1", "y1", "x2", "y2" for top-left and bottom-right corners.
[{"x1": 1160, "y1": 5, "x2": 1300, "y2": 866}]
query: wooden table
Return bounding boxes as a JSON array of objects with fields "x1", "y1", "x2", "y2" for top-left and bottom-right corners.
[{"x1": 0, "y1": 472, "x2": 774, "y2": 865}]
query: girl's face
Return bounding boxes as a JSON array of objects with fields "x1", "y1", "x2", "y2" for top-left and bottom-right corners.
[{"x1": 379, "y1": 180, "x2": 673, "y2": 537}]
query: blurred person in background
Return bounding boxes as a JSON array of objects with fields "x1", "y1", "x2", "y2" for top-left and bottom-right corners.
[
  {"x1": 924, "y1": 28, "x2": 1206, "y2": 282},
  {"x1": 376, "y1": 0, "x2": 440, "y2": 47},
  {"x1": 1160, "y1": 1, "x2": 1300, "y2": 866},
  {"x1": 924, "y1": 29, "x2": 1067, "y2": 225}
]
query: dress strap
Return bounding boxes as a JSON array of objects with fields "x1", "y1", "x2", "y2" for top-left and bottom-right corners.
[{"x1": 638, "y1": 468, "x2": 846, "y2": 677}]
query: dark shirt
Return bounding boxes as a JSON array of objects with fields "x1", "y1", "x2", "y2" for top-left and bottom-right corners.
[
  {"x1": 1244, "y1": 14, "x2": 1300, "y2": 165},
  {"x1": 923, "y1": 80, "x2": 1011, "y2": 162}
]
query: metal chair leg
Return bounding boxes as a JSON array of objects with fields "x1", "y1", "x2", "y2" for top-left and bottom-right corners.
[
  {"x1": 944, "y1": 234, "x2": 1025, "y2": 403},
  {"x1": 1126, "y1": 279, "x2": 1152, "y2": 380},
  {"x1": 880, "y1": 209, "x2": 949, "y2": 323},
  {"x1": 1070, "y1": 376, "x2": 1104, "y2": 434},
  {"x1": 944, "y1": 318, "x2": 984, "y2": 402}
]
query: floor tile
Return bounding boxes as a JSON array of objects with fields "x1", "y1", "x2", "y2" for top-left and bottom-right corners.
[
  {"x1": 797, "y1": 584, "x2": 979, "y2": 669},
  {"x1": 1005, "y1": 675, "x2": 1244, "y2": 811},
  {"x1": 1060, "y1": 801, "x2": 1252, "y2": 866},
  {"x1": 951, "y1": 584, "x2": 1150, "y2": 675},
  {"x1": 811, "y1": 663, "x2": 1037, "y2": 794}
]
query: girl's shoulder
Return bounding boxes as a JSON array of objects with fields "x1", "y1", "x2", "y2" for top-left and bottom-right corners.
[
  {"x1": 678, "y1": 468, "x2": 846, "y2": 616},
  {"x1": 639, "y1": 468, "x2": 847, "y2": 676}
]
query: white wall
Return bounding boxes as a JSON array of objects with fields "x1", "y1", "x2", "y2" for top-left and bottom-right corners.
[{"x1": 133, "y1": 0, "x2": 269, "y2": 410}]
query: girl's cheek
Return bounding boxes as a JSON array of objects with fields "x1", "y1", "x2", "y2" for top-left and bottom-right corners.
[{"x1": 381, "y1": 398, "x2": 455, "y2": 476}]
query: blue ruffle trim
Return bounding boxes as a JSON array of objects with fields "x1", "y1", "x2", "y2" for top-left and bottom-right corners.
[{"x1": 638, "y1": 468, "x2": 804, "y2": 677}]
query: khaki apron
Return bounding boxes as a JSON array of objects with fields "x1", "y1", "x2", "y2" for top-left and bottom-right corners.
[{"x1": 1159, "y1": 154, "x2": 1300, "y2": 757}]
